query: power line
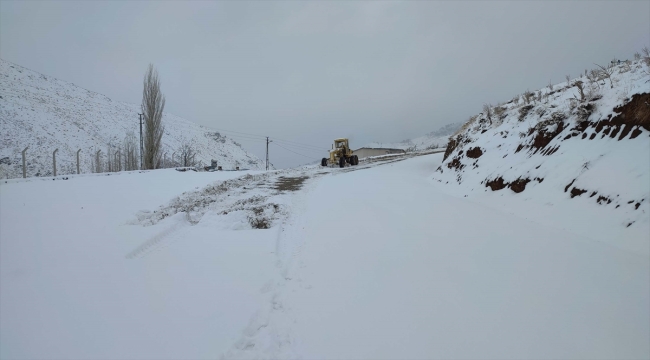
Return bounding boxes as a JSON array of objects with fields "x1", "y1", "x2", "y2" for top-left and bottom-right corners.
[
  {"x1": 269, "y1": 137, "x2": 329, "y2": 151},
  {"x1": 208, "y1": 127, "x2": 268, "y2": 140},
  {"x1": 268, "y1": 140, "x2": 327, "y2": 153},
  {"x1": 272, "y1": 142, "x2": 320, "y2": 160},
  {"x1": 223, "y1": 134, "x2": 268, "y2": 143}
]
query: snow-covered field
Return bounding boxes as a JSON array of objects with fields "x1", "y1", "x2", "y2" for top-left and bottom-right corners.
[
  {"x1": 0, "y1": 59, "x2": 265, "y2": 179},
  {"x1": 2, "y1": 153, "x2": 648, "y2": 359}
]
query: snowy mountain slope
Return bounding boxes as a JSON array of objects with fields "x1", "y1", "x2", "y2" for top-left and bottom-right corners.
[
  {"x1": 363, "y1": 121, "x2": 462, "y2": 151},
  {"x1": 2, "y1": 153, "x2": 647, "y2": 359},
  {"x1": 434, "y1": 59, "x2": 649, "y2": 253},
  {"x1": 0, "y1": 59, "x2": 265, "y2": 179}
]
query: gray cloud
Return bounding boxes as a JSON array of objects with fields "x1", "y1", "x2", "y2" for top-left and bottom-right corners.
[{"x1": 2, "y1": 1, "x2": 648, "y2": 168}]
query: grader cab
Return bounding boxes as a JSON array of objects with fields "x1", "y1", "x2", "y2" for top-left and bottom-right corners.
[{"x1": 321, "y1": 138, "x2": 359, "y2": 168}]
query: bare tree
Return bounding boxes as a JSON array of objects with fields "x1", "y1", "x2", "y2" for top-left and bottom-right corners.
[
  {"x1": 523, "y1": 90, "x2": 534, "y2": 105},
  {"x1": 642, "y1": 46, "x2": 650, "y2": 66},
  {"x1": 511, "y1": 95, "x2": 520, "y2": 105},
  {"x1": 573, "y1": 80, "x2": 586, "y2": 102},
  {"x1": 123, "y1": 132, "x2": 139, "y2": 171},
  {"x1": 594, "y1": 63, "x2": 614, "y2": 89},
  {"x1": 141, "y1": 64, "x2": 166, "y2": 170},
  {"x1": 482, "y1": 103, "x2": 492, "y2": 125},
  {"x1": 177, "y1": 142, "x2": 198, "y2": 167}
]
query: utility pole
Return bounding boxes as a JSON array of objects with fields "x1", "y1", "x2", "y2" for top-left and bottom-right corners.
[
  {"x1": 138, "y1": 113, "x2": 144, "y2": 170},
  {"x1": 266, "y1": 137, "x2": 272, "y2": 171}
]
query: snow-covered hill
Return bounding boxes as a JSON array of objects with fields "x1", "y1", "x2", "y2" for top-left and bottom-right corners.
[
  {"x1": 0, "y1": 59, "x2": 265, "y2": 179},
  {"x1": 434, "y1": 58, "x2": 650, "y2": 253},
  {"x1": 363, "y1": 121, "x2": 461, "y2": 151}
]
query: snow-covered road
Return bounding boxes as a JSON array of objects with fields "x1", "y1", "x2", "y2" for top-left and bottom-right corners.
[
  {"x1": 229, "y1": 154, "x2": 649, "y2": 359},
  {"x1": 1, "y1": 154, "x2": 648, "y2": 359}
]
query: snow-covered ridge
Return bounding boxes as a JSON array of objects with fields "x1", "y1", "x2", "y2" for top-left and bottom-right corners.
[
  {"x1": 433, "y1": 58, "x2": 649, "y2": 254},
  {"x1": 0, "y1": 59, "x2": 265, "y2": 178},
  {"x1": 363, "y1": 121, "x2": 462, "y2": 151}
]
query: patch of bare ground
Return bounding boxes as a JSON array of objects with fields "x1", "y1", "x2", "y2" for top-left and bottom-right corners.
[
  {"x1": 485, "y1": 177, "x2": 531, "y2": 193},
  {"x1": 564, "y1": 179, "x2": 576, "y2": 192},
  {"x1": 447, "y1": 156, "x2": 465, "y2": 171},
  {"x1": 486, "y1": 177, "x2": 507, "y2": 191},
  {"x1": 571, "y1": 93, "x2": 650, "y2": 141},
  {"x1": 509, "y1": 178, "x2": 530, "y2": 193},
  {"x1": 443, "y1": 138, "x2": 458, "y2": 161},
  {"x1": 613, "y1": 93, "x2": 650, "y2": 131},
  {"x1": 274, "y1": 176, "x2": 309, "y2": 191},
  {"x1": 570, "y1": 187, "x2": 588, "y2": 198},
  {"x1": 466, "y1": 147, "x2": 483, "y2": 158},
  {"x1": 531, "y1": 118, "x2": 565, "y2": 153}
]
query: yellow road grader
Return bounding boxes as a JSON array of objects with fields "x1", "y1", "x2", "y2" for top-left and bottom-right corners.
[{"x1": 321, "y1": 138, "x2": 359, "y2": 168}]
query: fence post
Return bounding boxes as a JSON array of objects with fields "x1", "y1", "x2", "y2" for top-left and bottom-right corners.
[
  {"x1": 76, "y1": 149, "x2": 81, "y2": 174},
  {"x1": 22, "y1": 147, "x2": 29, "y2": 178},
  {"x1": 53, "y1": 149, "x2": 59, "y2": 177}
]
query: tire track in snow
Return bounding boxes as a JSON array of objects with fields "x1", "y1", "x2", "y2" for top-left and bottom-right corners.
[
  {"x1": 125, "y1": 214, "x2": 189, "y2": 259},
  {"x1": 221, "y1": 176, "x2": 318, "y2": 359}
]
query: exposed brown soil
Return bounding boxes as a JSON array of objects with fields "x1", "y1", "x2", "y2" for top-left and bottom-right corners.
[
  {"x1": 541, "y1": 145, "x2": 560, "y2": 156},
  {"x1": 630, "y1": 127, "x2": 643, "y2": 139},
  {"x1": 597, "y1": 195, "x2": 612, "y2": 205},
  {"x1": 443, "y1": 138, "x2": 458, "y2": 161},
  {"x1": 485, "y1": 176, "x2": 531, "y2": 193},
  {"x1": 635, "y1": 203, "x2": 641, "y2": 210},
  {"x1": 531, "y1": 119, "x2": 565, "y2": 152},
  {"x1": 572, "y1": 120, "x2": 591, "y2": 133},
  {"x1": 274, "y1": 176, "x2": 309, "y2": 191},
  {"x1": 510, "y1": 178, "x2": 531, "y2": 193},
  {"x1": 486, "y1": 177, "x2": 507, "y2": 191},
  {"x1": 570, "y1": 187, "x2": 588, "y2": 198},
  {"x1": 612, "y1": 93, "x2": 650, "y2": 131},
  {"x1": 466, "y1": 147, "x2": 483, "y2": 159},
  {"x1": 564, "y1": 179, "x2": 576, "y2": 192},
  {"x1": 447, "y1": 157, "x2": 465, "y2": 171}
]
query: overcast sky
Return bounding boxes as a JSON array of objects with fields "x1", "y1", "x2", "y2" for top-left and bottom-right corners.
[{"x1": 1, "y1": 1, "x2": 648, "y2": 168}]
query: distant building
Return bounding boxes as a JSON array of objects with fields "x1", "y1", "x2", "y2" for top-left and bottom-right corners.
[{"x1": 353, "y1": 147, "x2": 406, "y2": 159}]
